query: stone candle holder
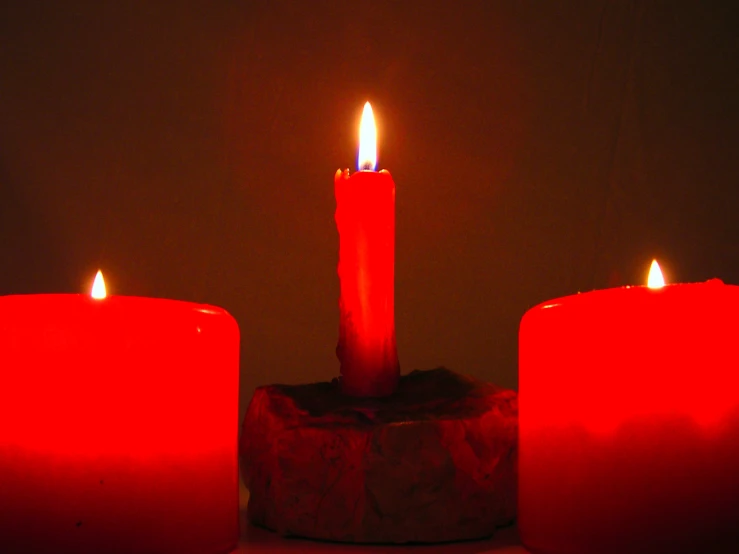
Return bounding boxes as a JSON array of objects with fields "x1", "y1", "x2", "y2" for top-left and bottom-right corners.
[{"x1": 239, "y1": 367, "x2": 517, "y2": 544}]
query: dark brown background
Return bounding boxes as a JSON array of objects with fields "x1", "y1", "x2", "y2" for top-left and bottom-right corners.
[{"x1": 1, "y1": 1, "x2": 738, "y2": 424}]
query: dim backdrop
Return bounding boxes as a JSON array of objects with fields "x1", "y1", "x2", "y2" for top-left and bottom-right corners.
[{"x1": 1, "y1": 1, "x2": 738, "y2": 425}]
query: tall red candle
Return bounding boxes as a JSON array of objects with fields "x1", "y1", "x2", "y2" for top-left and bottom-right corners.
[
  {"x1": 335, "y1": 102, "x2": 399, "y2": 397},
  {"x1": 519, "y1": 262, "x2": 739, "y2": 553},
  {"x1": 0, "y1": 272, "x2": 240, "y2": 554}
]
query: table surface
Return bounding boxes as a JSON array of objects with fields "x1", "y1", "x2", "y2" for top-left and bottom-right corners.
[{"x1": 233, "y1": 485, "x2": 736, "y2": 554}]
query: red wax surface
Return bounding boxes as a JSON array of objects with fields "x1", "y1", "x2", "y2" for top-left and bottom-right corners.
[
  {"x1": 519, "y1": 280, "x2": 739, "y2": 554},
  {"x1": 334, "y1": 168, "x2": 399, "y2": 397},
  {"x1": 0, "y1": 294, "x2": 240, "y2": 554}
]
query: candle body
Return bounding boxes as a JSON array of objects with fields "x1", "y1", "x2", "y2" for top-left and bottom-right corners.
[
  {"x1": 519, "y1": 280, "x2": 739, "y2": 554},
  {"x1": 0, "y1": 295, "x2": 240, "y2": 554},
  {"x1": 334, "y1": 168, "x2": 399, "y2": 397}
]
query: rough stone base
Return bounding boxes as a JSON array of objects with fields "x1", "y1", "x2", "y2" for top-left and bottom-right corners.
[{"x1": 239, "y1": 368, "x2": 518, "y2": 544}]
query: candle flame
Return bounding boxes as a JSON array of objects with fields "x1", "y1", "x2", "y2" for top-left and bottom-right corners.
[
  {"x1": 358, "y1": 101, "x2": 377, "y2": 171},
  {"x1": 647, "y1": 259, "x2": 665, "y2": 289},
  {"x1": 91, "y1": 270, "x2": 107, "y2": 299}
]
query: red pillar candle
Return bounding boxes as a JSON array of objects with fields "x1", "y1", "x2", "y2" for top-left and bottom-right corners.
[
  {"x1": 519, "y1": 261, "x2": 739, "y2": 554},
  {"x1": 335, "y1": 102, "x2": 399, "y2": 397},
  {"x1": 0, "y1": 272, "x2": 240, "y2": 554}
]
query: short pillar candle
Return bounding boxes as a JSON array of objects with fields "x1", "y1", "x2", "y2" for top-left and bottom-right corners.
[
  {"x1": 519, "y1": 262, "x2": 739, "y2": 553},
  {"x1": 0, "y1": 272, "x2": 240, "y2": 554}
]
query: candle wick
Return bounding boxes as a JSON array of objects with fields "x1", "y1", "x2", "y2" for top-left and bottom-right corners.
[{"x1": 358, "y1": 161, "x2": 374, "y2": 171}]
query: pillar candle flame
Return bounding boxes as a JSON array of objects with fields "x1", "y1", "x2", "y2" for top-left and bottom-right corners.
[
  {"x1": 647, "y1": 259, "x2": 665, "y2": 289},
  {"x1": 91, "y1": 270, "x2": 107, "y2": 299}
]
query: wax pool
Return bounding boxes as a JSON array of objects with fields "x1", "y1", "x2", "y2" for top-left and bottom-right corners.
[
  {"x1": 0, "y1": 294, "x2": 240, "y2": 554},
  {"x1": 519, "y1": 279, "x2": 739, "y2": 554}
]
